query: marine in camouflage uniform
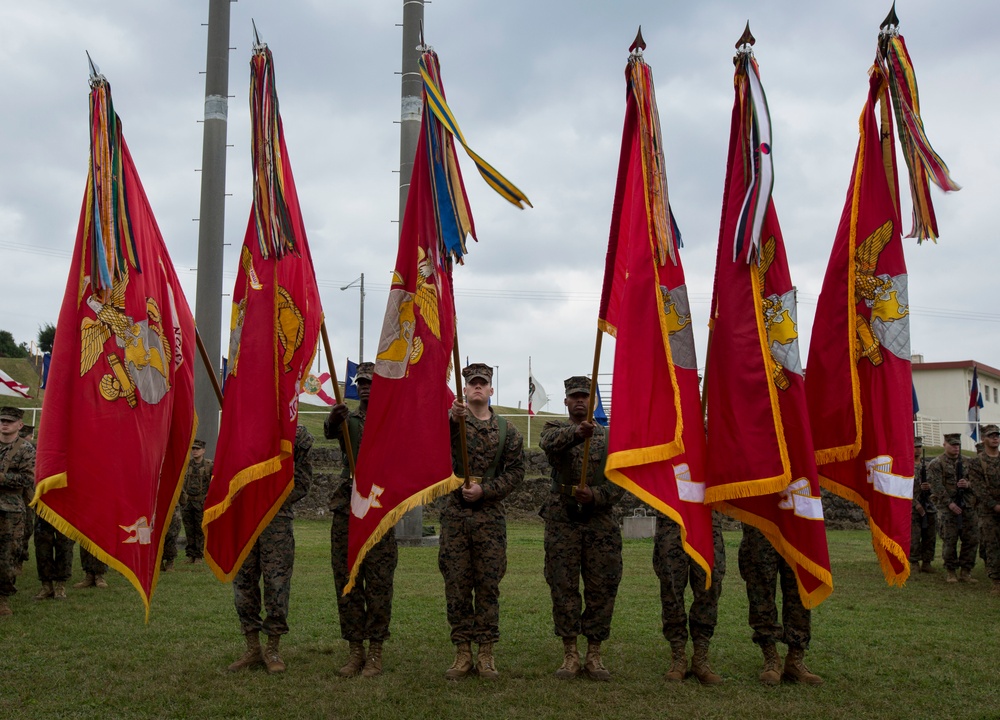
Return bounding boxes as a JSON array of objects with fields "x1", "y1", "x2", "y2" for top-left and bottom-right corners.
[
  {"x1": 929, "y1": 432, "x2": 979, "y2": 583},
  {"x1": 539, "y1": 375, "x2": 622, "y2": 682},
  {"x1": 325, "y1": 362, "x2": 397, "y2": 678},
  {"x1": 229, "y1": 424, "x2": 313, "y2": 674},
  {"x1": 739, "y1": 524, "x2": 821, "y2": 686},
  {"x1": 440, "y1": 363, "x2": 524, "y2": 680},
  {"x1": 180, "y1": 439, "x2": 212, "y2": 562},
  {"x1": 15, "y1": 424, "x2": 34, "y2": 572},
  {"x1": 654, "y1": 510, "x2": 726, "y2": 685},
  {"x1": 968, "y1": 423, "x2": 1000, "y2": 595},
  {"x1": 161, "y1": 504, "x2": 182, "y2": 571},
  {"x1": 0, "y1": 406, "x2": 35, "y2": 616},
  {"x1": 74, "y1": 546, "x2": 109, "y2": 589},
  {"x1": 911, "y1": 435, "x2": 937, "y2": 572}
]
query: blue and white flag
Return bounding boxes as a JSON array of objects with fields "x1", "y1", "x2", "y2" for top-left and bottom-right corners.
[
  {"x1": 594, "y1": 384, "x2": 609, "y2": 427},
  {"x1": 345, "y1": 359, "x2": 360, "y2": 401}
]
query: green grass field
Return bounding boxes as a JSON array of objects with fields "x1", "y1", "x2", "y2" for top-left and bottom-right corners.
[{"x1": 2, "y1": 521, "x2": 997, "y2": 719}]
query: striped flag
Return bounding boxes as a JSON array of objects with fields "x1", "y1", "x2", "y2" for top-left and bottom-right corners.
[
  {"x1": 969, "y1": 367, "x2": 984, "y2": 441},
  {"x1": 0, "y1": 370, "x2": 31, "y2": 399}
]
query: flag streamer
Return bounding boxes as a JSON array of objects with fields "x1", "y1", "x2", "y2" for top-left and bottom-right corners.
[{"x1": 880, "y1": 30, "x2": 959, "y2": 243}]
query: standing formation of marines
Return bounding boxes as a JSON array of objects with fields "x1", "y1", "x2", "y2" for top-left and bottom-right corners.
[{"x1": 6, "y1": 390, "x2": 1000, "y2": 684}]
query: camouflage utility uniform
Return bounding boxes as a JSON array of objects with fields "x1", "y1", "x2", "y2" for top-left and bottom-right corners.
[
  {"x1": 439, "y1": 408, "x2": 524, "y2": 646},
  {"x1": 928, "y1": 453, "x2": 979, "y2": 574},
  {"x1": 79, "y1": 547, "x2": 108, "y2": 578},
  {"x1": 910, "y1": 456, "x2": 937, "y2": 566},
  {"x1": 738, "y1": 524, "x2": 811, "y2": 649},
  {"x1": 325, "y1": 408, "x2": 397, "y2": 644},
  {"x1": 968, "y1": 452, "x2": 1000, "y2": 584},
  {"x1": 539, "y1": 420, "x2": 622, "y2": 643},
  {"x1": 35, "y1": 516, "x2": 74, "y2": 585},
  {"x1": 181, "y1": 454, "x2": 213, "y2": 560},
  {"x1": 233, "y1": 425, "x2": 312, "y2": 638},
  {"x1": 0, "y1": 436, "x2": 34, "y2": 601},
  {"x1": 654, "y1": 511, "x2": 726, "y2": 648}
]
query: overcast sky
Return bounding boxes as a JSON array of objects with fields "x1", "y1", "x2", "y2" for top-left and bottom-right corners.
[{"x1": 2, "y1": 1, "x2": 995, "y2": 412}]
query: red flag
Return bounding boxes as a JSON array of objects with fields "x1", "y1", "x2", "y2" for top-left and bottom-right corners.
[
  {"x1": 704, "y1": 45, "x2": 832, "y2": 608},
  {"x1": 806, "y1": 41, "x2": 948, "y2": 585},
  {"x1": 347, "y1": 48, "x2": 528, "y2": 591},
  {"x1": 203, "y1": 45, "x2": 322, "y2": 581},
  {"x1": 34, "y1": 74, "x2": 196, "y2": 617},
  {"x1": 599, "y1": 51, "x2": 714, "y2": 580}
]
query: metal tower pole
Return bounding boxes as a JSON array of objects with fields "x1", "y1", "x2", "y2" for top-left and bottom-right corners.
[{"x1": 194, "y1": 0, "x2": 232, "y2": 456}]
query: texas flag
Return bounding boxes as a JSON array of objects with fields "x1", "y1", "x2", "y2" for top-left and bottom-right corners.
[{"x1": 969, "y1": 367, "x2": 984, "y2": 441}]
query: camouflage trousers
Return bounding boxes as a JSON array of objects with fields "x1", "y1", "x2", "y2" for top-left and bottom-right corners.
[
  {"x1": 181, "y1": 502, "x2": 205, "y2": 560},
  {"x1": 909, "y1": 512, "x2": 937, "y2": 564},
  {"x1": 80, "y1": 546, "x2": 108, "y2": 576},
  {"x1": 738, "y1": 524, "x2": 810, "y2": 649},
  {"x1": 34, "y1": 517, "x2": 74, "y2": 583},
  {"x1": 331, "y1": 511, "x2": 397, "y2": 642},
  {"x1": 543, "y1": 512, "x2": 622, "y2": 641},
  {"x1": 0, "y1": 510, "x2": 19, "y2": 597},
  {"x1": 162, "y1": 509, "x2": 182, "y2": 564},
  {"x1": 15, "y1": 506, "x2": 32, "y2": 564},
  {"x1": 653, "y1": 515, "x2": 726, "y2": 646},
  {"x1": 438, "y1": 510, "x2": 507, "y2": 644},
  {"x1": 940, "y1": 512, "x2": 979, "y2": 572},
  {"x1": 234, "y1": 516, "x2": 295, "y2": 636},
  {"x1": 977, "y1": 512, "x2": 1000, "y2": 581}
]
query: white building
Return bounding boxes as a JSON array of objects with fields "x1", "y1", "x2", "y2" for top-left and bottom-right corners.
[{"x1": 911, "y1": 357, "x2": 1000, "y2": 451}]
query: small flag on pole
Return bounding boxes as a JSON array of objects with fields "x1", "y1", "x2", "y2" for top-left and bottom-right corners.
[
  {"x1": 0, "y1": 370, "x2": 31, "y2": 399},
  {"x1": 529, "y1": 371, "x2": 548, "y2": 415},
  {"x1": 969, "y1": 367, "x2": 984, "y2": 441}
]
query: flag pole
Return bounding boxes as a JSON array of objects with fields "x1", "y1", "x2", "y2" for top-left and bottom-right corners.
[
  {"x1": 527, "y1": 356, "x2": 532, "y2": 448},
  {"x1": 578, "y1": 328, "x2": 604, "y2": 489},
  {"x1": 321, "y1": 319, "x2": 356, "y2": 479},
  {"x1": 452, "y1": 329, "x2": 472, "y2": 488},
  {"x1": 195, "y1": 328, "x2": 224, "y2": 407}
]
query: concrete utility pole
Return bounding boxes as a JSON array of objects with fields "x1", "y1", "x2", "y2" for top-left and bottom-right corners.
[
  {"x1": 194, "y1": 0, "x2": 232, "y2": 456},
  {"x1": 395, "y1": 0, "x2": 431, "y2": 546}
]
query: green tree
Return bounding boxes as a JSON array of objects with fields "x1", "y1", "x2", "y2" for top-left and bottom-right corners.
[
  {"x1": 0, "y1": 330, "x2": 28, "y2": 358},
  {"x1": 38, "y1": 323, "x2": 56, "y2": 354}
]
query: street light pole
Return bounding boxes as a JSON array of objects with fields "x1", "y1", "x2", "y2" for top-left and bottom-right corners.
[{"x1": 340, "y1": 273, "x2": 365, "y2": 363}]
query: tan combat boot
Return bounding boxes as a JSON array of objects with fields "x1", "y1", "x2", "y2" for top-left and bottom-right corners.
[
  {"x1": 53, "y1": 583, "x2": 67, "y2": 600},
  {"x1": 0, "y1": 596, "x2": 12, "y2": 617},
  {"x1": 94, "y1": 575, "x2": 108, "y2": 589},
  {"x1": 946, "y1": 569, "x2": 958, "y2": 583},
  {"x1": 264, "y1": 635, "x2": 286, "y2": 674},
  {"x1": 782, "y1": 646, "x2": 823, "y2": 685},
  {"x1": 339, "y1": 641, "x2": 366, "y2": 678},
  {"x1": 690, "y1": 641, "x2": 722, "y2": 685},
  {"x1": 362, "y1": 641, "x2": 383, "y2": 678},
  {"x1": 920, "y1": 561, "x2": 936, "y2": 574},
  {"x1": 583, "y1": 640, "x2": 611, "y2": 682},
  {"x1": 759, "y1": 642, "x2": 782, "y2": 686},
  {"x1": 34, "y1": 581, "x2": 54, "y2": 600},
  {"x1": 476, "y1": 642, "x2": 500, "y2": 680},
  {"x1": 227, "y1": 631, "x2": 264, "y2": 672},
  {"x1": 555, "y1": 637, "x2": 580, "y2": 679},
  {"x1": 73, "y1": 574, "x2": 96, "y2": 589},
  {"x1": 664, "y1": 642, "x2": 687, "y2": 682},
  {"x1": 959, "y1": 568, "x2": 978, "y2": 584},
  {"x1": 444, "y1": 642, "x2": 474, "y2": 680}
]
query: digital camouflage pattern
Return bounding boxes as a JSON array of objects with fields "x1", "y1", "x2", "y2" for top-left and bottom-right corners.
[
  {"x1": 654, "y1": 511, "x2": 726, "y2": 645},
  {"x1": 0, "y1": 436, "x2": 33, "y2": 597},
  {"x1": 233, "y1": 425, "x2": 312, "y2": 636},
  {"x1": 326, "y1": 407, "x2": 398, "y2": 642},
  {"x1": 162, "y1": 506, "x2": 182, "y2": 566},
  {"x1": 738, "y1": 524, "x2": 811, "y2": 649},
  {"x1": 181, "y1": 455, "x2": 213, "y2": 560},
  {"x1": 34, "y1": 516, "x2": 74, "y2": 583},
  {"x1": 910, "y1": 456, "x2": 937, "y2": 563},
  {"x1": 439, "y1": 409, "x2": 524, "y2": 644},
  {"x1": 539, "y1": 420, "x2": 622, "y2": 641},
  {"x1": 80, "y1": 546, "x2": 108, "y2": 576},
  {"x1": 969, "y1": 452, "x2": 1000, "y2": 581},
  {"x1": 928, "y1": 453, "x2": 979, "y2": 572}
]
